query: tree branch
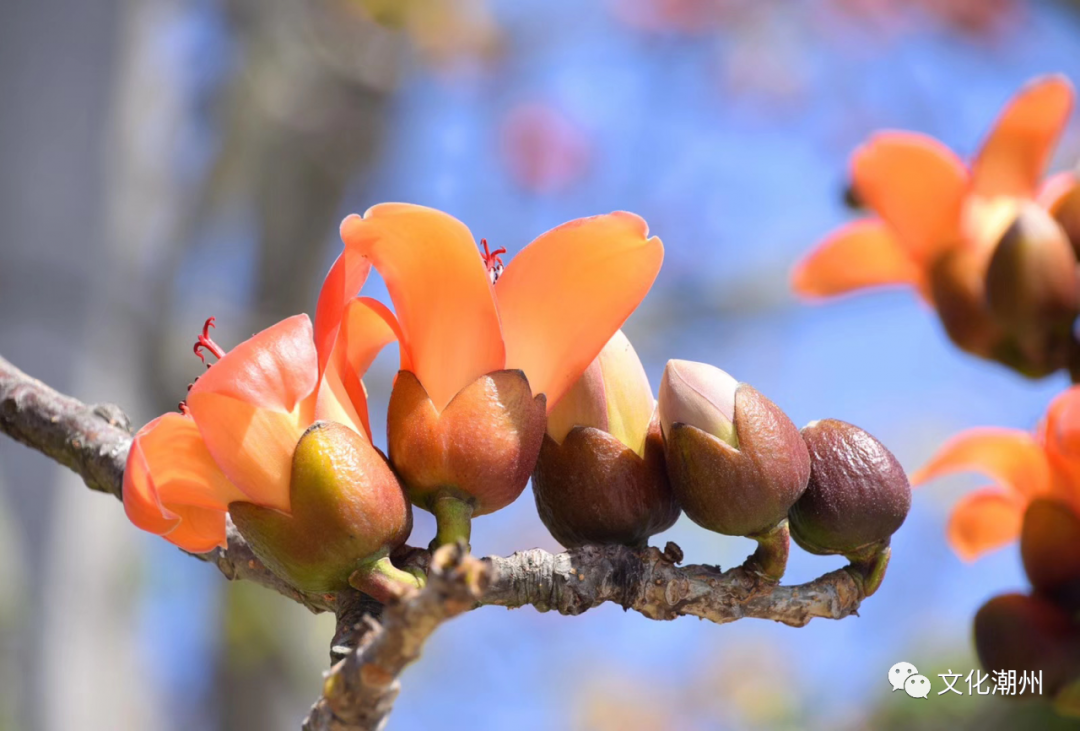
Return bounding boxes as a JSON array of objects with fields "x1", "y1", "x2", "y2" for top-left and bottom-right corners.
[
  {"x1": 304, "y1": 544, "x2": 488, "y2": 731},
  {"x1": 482, "y1": 544, "x2": 862, "y2": 627},
  {"x1": 0, "y1": 352, "x2": 869, "y2": 730}
]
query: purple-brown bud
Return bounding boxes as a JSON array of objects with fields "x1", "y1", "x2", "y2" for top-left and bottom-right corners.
[
  {"x1": 533, "y1": 331, "x2": 679, "y2": 548},
  {"x1": 789, "y1": 420, "x2": 911, "y2": 557},
  {"x1": 1021, "y1": 499, "x2": 1080, "y2": 608},
  {"x1": 387, "y1": 369, "x2": 547, "y2": 548},
  {"x1": 658, "y1": 360, "x2": 810, "y2": 538},
  {"x1": 984, "y1": 203, "x2": 1079, "y2": 377},
  {"x1": 974, "y1": 593, "x2": 1080, "y2": 697},
  {"x1": 229, "y1": 422, "x2": 415, "y2": 597}
]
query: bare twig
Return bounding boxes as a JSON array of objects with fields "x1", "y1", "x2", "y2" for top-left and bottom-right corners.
[
  {"x1": 0, "y1": 352, "x2": 869, "y2": 730},
  {"x1": 304, "y1": 544, "x2": 488, "y2": 731},
  {"x1": 482, "y1": 544, "x2": 862, "y2": 627}
]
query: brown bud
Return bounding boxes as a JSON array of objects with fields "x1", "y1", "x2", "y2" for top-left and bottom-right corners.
[
  {"x1": 534, "y1": 420, "x2": 678, "y2": 548},
  {"x1": 789, "y1": 420, "x2": 911, "y2": 557},
  {"x1": 986, "y1": 202, "x2": 1079, "y2": 330},
  {"x1": 1049, "y1": 177, "x2": 1080, "y2": 260},
  {"x1": 229, "y1": 421, "x2": 413, "y2": 594},
  {"x1": 659, "y1": 361, "x2": 810, "y2": 538},
  {"x1": 974, "y1": 593, "x2": 1080, "y2": 697},
  {"x1": 928, "y1": 247, "x2": 1003, "y2": 361},
  {"x1": 534, "y1": 332, "x2": 678, "y2": 547},
  {"x1": 1021, "y1": 499, "x2": 1080, "y2": 607},
  {"x1": 387, "y1": 369, "x2": 546, "y2": 548}
]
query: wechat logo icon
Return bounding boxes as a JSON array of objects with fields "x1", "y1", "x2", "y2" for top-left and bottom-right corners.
[{"x1": 889, "y1": 661, "x2": 931, "y2": 698}]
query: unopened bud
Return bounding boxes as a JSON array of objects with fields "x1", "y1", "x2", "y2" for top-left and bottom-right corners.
[
  {"x1": 789, "y1": 420, "x2": 910, "y2": 557},
  {"x1": 974, "y1": 593, "x2": 1080, "y2": 697},
  {"x1": 986, "y1": 202, "x2": 1079, "y2": 329},
  {"x1": 658, "y1": 361, "x2": 810, "y2": 580},
  {"x1": 534, "y1": 332, "x2": 679, "y2": 548},
  {"x1": 1021, "y1": 499, "x2": 1080, "y2": 608}
]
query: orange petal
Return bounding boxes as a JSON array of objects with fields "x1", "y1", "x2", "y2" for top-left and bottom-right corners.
[
  {"x1": 317, "y1": 297, "x2": 405, "y2": 440},
  {"x1": 187, "y1": 315, "x2": 319, "y2": 511},
  {"x1": 123, "y1": 413, "x2": 244, "y2": 552},
  {"x1": 972, "y1": 74, "x2": 1075, "y2": 198},
  {"x1": 495, "y1": 211, "x2": 662, "y2": 411},
  {"x1": 161, "y1": 504, "x2": 229, "y2": 554},
  {"x1": 314, "y1": 248, "x2": 372, "y2": 376},
  {"x1": 340, "y1": 204, "x2": 505, "y2": 412},
  {"x1": 792, "y1": 219, "x2": 922, "y2": 298},
  {"x1": 947, "y1": 488, "x2": 1026, "y2": 561},
  {"x1": 911, "y1": 427, "x2": 1052, "y2": 498},
  {"x1": 851, "y1": 131, "x2": 969, "y2": 262}
]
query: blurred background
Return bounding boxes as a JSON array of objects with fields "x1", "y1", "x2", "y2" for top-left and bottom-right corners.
[{"x1": 5, "y1": 0, "x2": 1080, "y2": 729}]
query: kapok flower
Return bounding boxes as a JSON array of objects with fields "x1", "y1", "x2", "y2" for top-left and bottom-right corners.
[
  {"x1": 123, "y1": 312, "x2": 418, "y2": 598},
  {"x1": 316, "y1": 203, "x2": 663, "y2": 548},
  {"x1": 532, "y1": 330, "x2": 679, "y2": 548},
  {"x1": 793, "y1": 75, "x2": 1078, "y2": 375},
  {"x1": 912, "y1": 385, "x2": 1080, "y2": 561}
]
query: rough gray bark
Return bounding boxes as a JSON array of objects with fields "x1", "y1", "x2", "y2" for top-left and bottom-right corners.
[{"x1": 0, "y1": 352, "x2": 869, "y2": 730}]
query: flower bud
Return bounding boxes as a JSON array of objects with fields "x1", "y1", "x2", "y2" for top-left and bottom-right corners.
[
  {"x1": 985, "y1": 202, "x2": 1079, "y2": 332},
  {"x1": 927, "y1": 248, "x2": 1004, "y2": 362},
  {"x1": 533, "y1": 331, "x2": 679, "y2": 548},
  {"x1": 658, "y1": 360, "x2": 810, "y2": 580},
  {"x1": 229, "y1": 421, "x2": 416, "y2": 599},
  {"x1": 1049, "y1": 178, "x2": 1080, "y2": 260},
  {"x1": 789, "y1": 420, "x2": 910, "y2": 557},
  {"x1": 1021, "y1": 499, "x2": 1080, "y2": 608},
  {"x1": 388, "y1": 369, "x2": 546, "y2": 549},
  {"x1": 974, "y1": 593, "x2": 1080, "y2": 697}
]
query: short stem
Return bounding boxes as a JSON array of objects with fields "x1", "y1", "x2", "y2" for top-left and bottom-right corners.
[
  {"x1": 845, "y1": 542, "x2": 891, "y2": 598},
  {"x1": 431, "y1": 493, "x2": 474, "y2": 552},
  {"x1": 349, "y1": 555, "x2": 425, "y2": 603},
  {"x1": 743, "y1": 520, "x2": 790, "y2": 582}
]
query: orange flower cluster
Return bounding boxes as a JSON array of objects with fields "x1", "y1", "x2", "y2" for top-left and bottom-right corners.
[
  {"x1": 795, "y1": 75, "x2": 1080, "y2": 377},
  {"x1": 124, "y1": 203, "x2": 911, "y2": 600},
  {"x1": 793, "y1": 73, "x2": 1080, "y2": 710},
  {"x1": 916, "y1": 388, "x2": 1080, "y2": 704}
]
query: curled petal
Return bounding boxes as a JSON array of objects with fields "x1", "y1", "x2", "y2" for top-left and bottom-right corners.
[
  {"x1": 947, "y1": 488, "x2": 1026, "y2": 561},
  {"x1": 851, "y1": 131, "x2": 968, "y2": 262},
  {"x1": 911, "y1": 427, "x2": 1052, "y2": 499},
  {"x1": 792, "y1": 219, "x2": 922, "y2": 298},
  {"x1": 317, "y1": 297, "x2": 406, "y2": 440},
  {"x1": 187, "y1": 315, "x2": 320, "y2": 511},
  {"x1": 495, "y1": 211, "x2": 662, "y2": 411},
  {"x1": 314, "y1": 248, "x2": 372, "y2": 376},
  {"x1": 123, "y1": 413, "x2": 244, "y2": 552},
  {"x1": 340, "y1": 204, "x2": 505, "y2": 412},
  {"x1": 972, "y1": 74, "x2": 1075, "y2": 198}
]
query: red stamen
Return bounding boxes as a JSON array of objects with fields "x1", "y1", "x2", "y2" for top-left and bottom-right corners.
[
  {"x1": 178, "y1": 402, "x2": 191, "y2": 416},
  {"x1": 193, "y1": 317, "x2": 226, "y2": 365},
  {"x1": 481, "y1": 238, "x2": 507, "y2": 283}
]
